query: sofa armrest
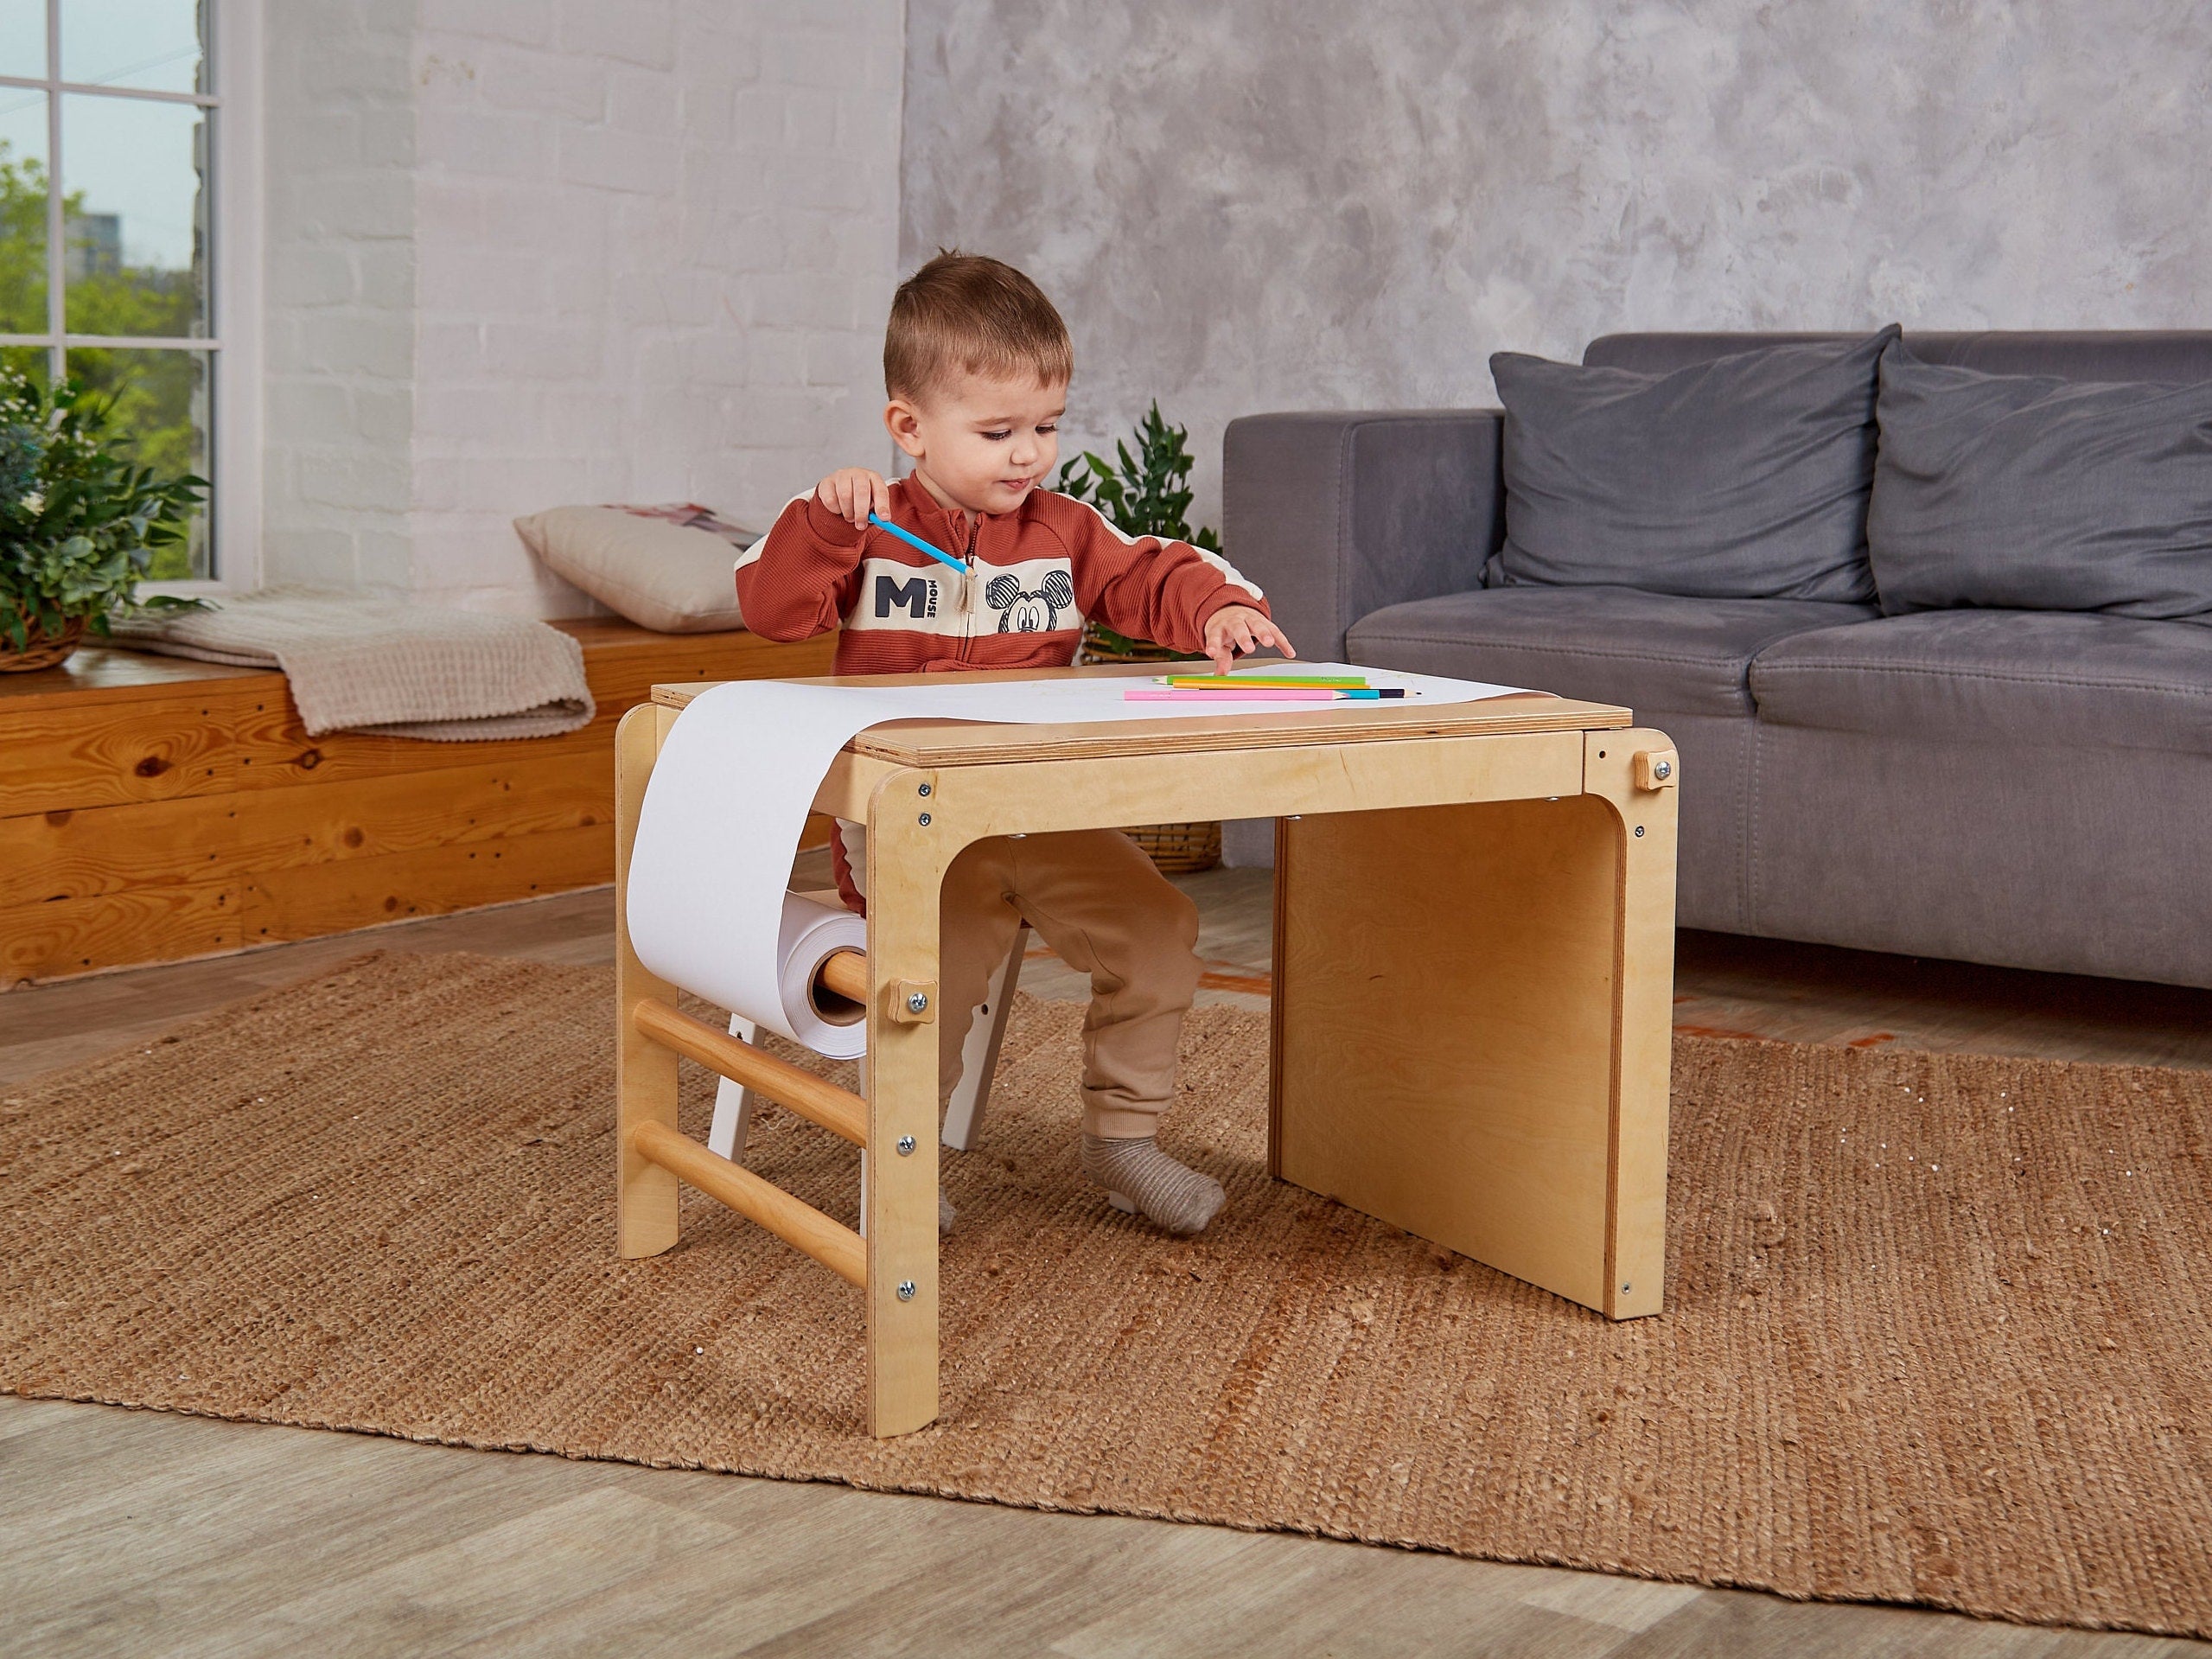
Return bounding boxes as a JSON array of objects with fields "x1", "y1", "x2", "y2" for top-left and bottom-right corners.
[{"x1": 1221, "y1": 409, "x2": 1506, "y2": 663}]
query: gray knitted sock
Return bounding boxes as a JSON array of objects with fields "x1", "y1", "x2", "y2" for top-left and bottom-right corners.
[
  {"x1": 1081, "y1": 1133, "x2": 1226, "y2": 1235},
  {"x1": 939, "y1": 1187, "x2": 956, "y2": 1236}
]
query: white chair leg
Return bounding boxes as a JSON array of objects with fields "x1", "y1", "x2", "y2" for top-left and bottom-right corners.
[
  {"x1": 706, "y1": 1012, "x2": 758, "y2": 1162},
  {"x1": 941, "y1": 923, "x2": 1028, "y2": 1152}
]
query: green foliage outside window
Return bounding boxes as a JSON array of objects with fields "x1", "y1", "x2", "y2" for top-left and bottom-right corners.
[
  {"x1": 1, "y1": 363, "x2": 207, "y2": 653},
  {"x1": 1054, "y1": 400, "x2": 1221, "y2": 657},
  {"x1": 2, "y1": 138, "x2": 205, "y2": 577}
]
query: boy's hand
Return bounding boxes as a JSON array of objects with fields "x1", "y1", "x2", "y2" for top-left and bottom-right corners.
[
  {"x1": 1202, "y1": 605, "x2": 1297, "y2": 676},
  {"x1": 817, "y1": 468, "x2": 893, "y2": 531}
]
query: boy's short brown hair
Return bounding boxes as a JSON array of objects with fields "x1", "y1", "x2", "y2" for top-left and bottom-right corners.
[{"x1": 884, "y1": 252, "x2": 1073, "y2": 403}]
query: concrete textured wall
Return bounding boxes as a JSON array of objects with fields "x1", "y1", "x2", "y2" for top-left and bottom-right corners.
[
  {"x1": 260, "y1": 0, "x2": 905, "y2": 614},
  {"x1": 901, "y1": 0, "x2": 2212, "y2": 536}
]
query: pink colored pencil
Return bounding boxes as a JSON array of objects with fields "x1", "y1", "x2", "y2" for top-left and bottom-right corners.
[{"x1": 1124, "y1": 687, "x2": 1341, "y2": 702}]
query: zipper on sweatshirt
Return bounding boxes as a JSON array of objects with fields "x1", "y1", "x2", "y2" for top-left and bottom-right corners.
[{"x1": 954, "y1": 515, "x2": 980, "y2": 665}]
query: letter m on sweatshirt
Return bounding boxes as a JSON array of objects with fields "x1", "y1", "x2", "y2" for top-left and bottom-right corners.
[{"x1": 876, "y1": 571, "x2": 938, "y2": 620}]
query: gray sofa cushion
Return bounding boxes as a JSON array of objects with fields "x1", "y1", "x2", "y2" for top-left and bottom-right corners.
[
  {"x1": 1348, "y1": 585, "x2": 1876, "y2": 718},
  {"x1": 1750, "y1": 609, "x2": 2212, "y2": 755},
  {"x1": 1486, "y1": 326, "x2": 1898, "y2": 603},
  {"x1": 1587, "y1": 331, "x2": 2212, "y2": 385},
  {"x1": 1869, "y1": 348, "x2": 2212, "y2": 621}
]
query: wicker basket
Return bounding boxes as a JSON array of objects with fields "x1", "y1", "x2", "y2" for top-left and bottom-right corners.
[
  {"x1": 0, "y1": 613, "x2": 86, "y2": 673},
  {"x1": 1080, "y1": 623, "x2": 1222, "y2": 874},
  {"x1": 1125, "y1": 819, "x2": 1224, "y2": 874}
]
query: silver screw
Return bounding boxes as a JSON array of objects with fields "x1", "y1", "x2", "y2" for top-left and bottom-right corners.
[
  {"x1": 906, "y1": 990, "x2": 930, "y2": 1014},
  {"x1": 896, "y1": 1134, "x2": 916, "y2": 1156},
  {"x1": 917, "y1": 812, "x2": 931, "y2": 826},
  {"x1": 1654, "y1": 758, "x2": 1672, "y2": 780},
  {"x1": 1634, "y1": 826, "x2": 1645, "y2": 838},
  {"x1": 896, "y1": 1280, "x2": 916, "y2": 1301},
  {"x1": 917, "y1": 782, "x2": 931, "y2": 796},
  {"x1": 1622, "y1": 1282, "x2": 1632, "y2": 1293}
]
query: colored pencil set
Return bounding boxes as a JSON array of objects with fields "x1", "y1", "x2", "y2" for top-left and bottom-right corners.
[{"x1": 1124, "y1": 673, "x2": 1409, "y2": 703}]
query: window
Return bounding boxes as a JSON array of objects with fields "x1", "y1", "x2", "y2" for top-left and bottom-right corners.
[{"x1": 1, "y1": 2, "x2": 229, "y2": 580}]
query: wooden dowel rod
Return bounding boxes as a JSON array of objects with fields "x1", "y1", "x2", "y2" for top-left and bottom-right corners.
[
  {"x1": 815, "y1": 948, "x2": 869, "y2": 1007},
  {"x1": 628, "y1": 1120, "x2": 867, "y2": 1288},
  {"x1": 631, "y1": 998, "x2": 869, "y2": 1147}
]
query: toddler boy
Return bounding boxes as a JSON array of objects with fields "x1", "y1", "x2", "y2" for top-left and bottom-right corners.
[{"x1": 735, "y1": 252, "x2": 1294, "y2": 1236}]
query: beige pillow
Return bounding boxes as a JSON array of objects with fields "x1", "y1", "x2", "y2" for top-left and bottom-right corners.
[{"x1": 513, "y1": 503, "x2": 757, "y2": 634}]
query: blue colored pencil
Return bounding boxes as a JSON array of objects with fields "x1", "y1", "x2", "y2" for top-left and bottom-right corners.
[{"x1": 867, "y1": 511, "x2": 966, "y2": 575}]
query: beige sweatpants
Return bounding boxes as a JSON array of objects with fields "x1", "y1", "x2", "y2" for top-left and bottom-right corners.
[{"x1": 841, "y1": 823, "x2": 1202, "y2": 1137}]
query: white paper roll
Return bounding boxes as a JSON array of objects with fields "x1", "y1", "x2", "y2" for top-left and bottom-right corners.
[
  {"x1": 627, "y1": 664, "x2": 1527, "y2": 1055},
  {"x1": 775, "y1": 890, "x2": 870, "y2": 1060}
]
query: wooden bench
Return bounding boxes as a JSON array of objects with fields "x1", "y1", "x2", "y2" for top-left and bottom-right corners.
[{"x1": 0, "y1": 619, "x2": 835, "y2": 986}]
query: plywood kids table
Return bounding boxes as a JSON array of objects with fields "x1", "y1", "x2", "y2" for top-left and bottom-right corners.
[{"x1": 614, "y1": 664, "x2": 1680, "y2": 1438}]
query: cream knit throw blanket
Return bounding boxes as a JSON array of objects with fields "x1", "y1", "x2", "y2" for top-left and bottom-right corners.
[{"x1": 110, "y1": 591, "x2": 596, "y2": 741}]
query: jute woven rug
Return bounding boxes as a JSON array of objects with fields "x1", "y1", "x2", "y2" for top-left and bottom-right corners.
[{"x1": 3, "y1": 953, "x2": 2208, "y2": 1637}]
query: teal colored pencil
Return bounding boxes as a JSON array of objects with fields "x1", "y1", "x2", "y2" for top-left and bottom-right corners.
[{"x1": 867, "y1": 512, "x2": 966, "y2": 574}]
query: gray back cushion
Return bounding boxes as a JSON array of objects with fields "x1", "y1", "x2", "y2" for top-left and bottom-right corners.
[
  {"x1": 1586, "y1": 331, "x2": 2212, "y2": 385},
  {"x1": 1870, "y1": 347, "x2": 2212, "y2": 620},
  {"x1": 1488, "y1": 327, "x2": 1896, "y2": 603}
]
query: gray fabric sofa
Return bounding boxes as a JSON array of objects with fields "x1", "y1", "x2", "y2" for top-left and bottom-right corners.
[{"x1": 1221, "y1": 331, "x2": 2212, "y2": 989}]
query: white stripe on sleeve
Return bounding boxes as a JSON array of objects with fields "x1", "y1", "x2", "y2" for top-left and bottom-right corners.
[
  {"x1": 732, "y1": 491, "x2": 819, "y2": 577},
  {"x1": 1067, "y1": 497, "x2": 1265, "y2": 600}
]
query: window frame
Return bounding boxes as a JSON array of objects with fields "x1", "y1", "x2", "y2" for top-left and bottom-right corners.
[{"x1": 0, "y1": 0, "x2": 263, "y2": 594}]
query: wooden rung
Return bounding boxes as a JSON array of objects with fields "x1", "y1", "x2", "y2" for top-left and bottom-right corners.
[
  {"x1": 631, "y1": 998, "x2": 869, "y2": 1146},
  {"x1": 815, "y1": 947, "x2": 868, "y2": 1007},
  {"x1": 628, "y1": 1120, "x2": 867, "y2": 1288}
]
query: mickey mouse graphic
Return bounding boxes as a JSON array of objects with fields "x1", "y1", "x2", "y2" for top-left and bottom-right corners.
[{"x1": 984, "y1": 569, "x2": 1076, "y2": 634}]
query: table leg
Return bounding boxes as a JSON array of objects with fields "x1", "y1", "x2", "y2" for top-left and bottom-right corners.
[
  {"x1": 1586, "y1": 733, "x2": 1677, "y2": 1317},
  {"x1": 862, "y1": 782, "x2": 950, "y2": 1436},
  {"x1": 1271, "y1": 730, "x2": 1676, "y2": 1318},
  {"x1": 615, "y1": 704, "x2": 683, "y2": 1260}
]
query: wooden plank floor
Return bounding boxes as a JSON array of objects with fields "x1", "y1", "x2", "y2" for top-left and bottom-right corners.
[{"x1": 4, "y1": 864, "x2": 2208, "y2": 1657}]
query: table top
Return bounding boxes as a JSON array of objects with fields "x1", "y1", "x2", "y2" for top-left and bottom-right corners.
[{"x1": 650, "y1": 662, "x2": 1631, "y2": 768}]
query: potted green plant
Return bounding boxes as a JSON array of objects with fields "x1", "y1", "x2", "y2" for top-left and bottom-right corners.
[
  {"x1": 0, "y1": 367, "x2": 206, "y2": 672},
  {"x1": 1055, "y1": 401, "x2": 1227, "y2": 871},
  {"x1": 1055, "y1": 399, "x2": 1223, "y2": 664}
]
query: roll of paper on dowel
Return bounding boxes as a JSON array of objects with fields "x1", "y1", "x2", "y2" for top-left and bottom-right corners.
[{"x1": 773, "y1": 891, "x2": 870, "y2": 1060}]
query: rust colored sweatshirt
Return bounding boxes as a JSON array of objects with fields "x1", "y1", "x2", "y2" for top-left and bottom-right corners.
[
  {"x1": 732, "y1": 475, "x2": 1267, "y2": 674},
  {"x1": 734, "y1": 475, "x2": 1270, "y2": 907}
]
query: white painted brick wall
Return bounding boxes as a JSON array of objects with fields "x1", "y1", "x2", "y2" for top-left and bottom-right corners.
[
  {"x1": 260, "y1": 0, "x2": 419, "y2": 593},
  {"x1": 261, "y1": 0, "x2": 907, "y2": 616}
]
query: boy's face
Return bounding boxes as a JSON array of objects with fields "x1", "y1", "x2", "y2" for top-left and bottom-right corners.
[{"x1": 885, "y1": 370, "x2": 1067, "y2": 518}]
